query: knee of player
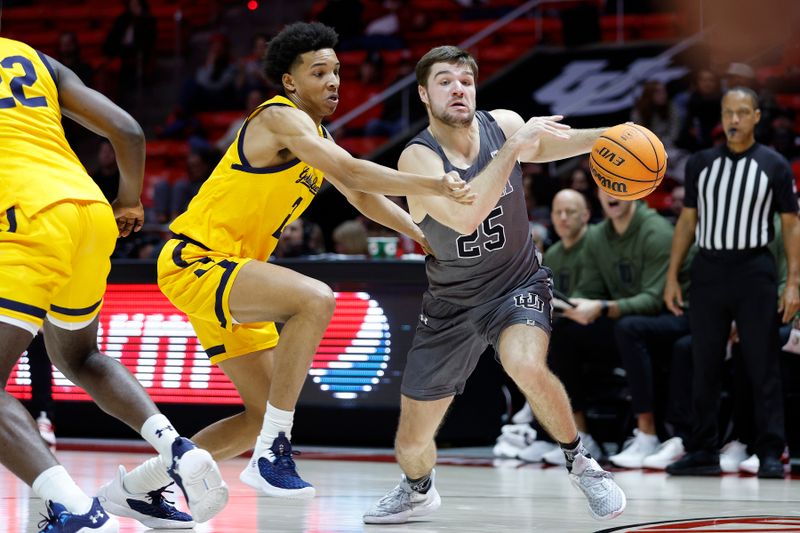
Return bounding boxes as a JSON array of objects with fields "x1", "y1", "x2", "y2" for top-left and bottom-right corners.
[
  {"x1": 300, "y1": 282, "x2": 336, "y2": 318},
  {"x1": 507, "y1": 357, "x2": 550, "y2": 386}
]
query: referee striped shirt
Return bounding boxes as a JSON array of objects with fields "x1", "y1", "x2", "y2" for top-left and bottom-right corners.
[{"x1": 684, "y1": 143, "x2": 798, "y2": 250}]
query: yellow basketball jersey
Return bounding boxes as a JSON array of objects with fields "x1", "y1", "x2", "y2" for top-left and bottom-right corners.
[
  {"x1": 0, "y1": 38, "x2": 106, "y2": 216},
  {"x1": 170, "y1": 95, "x2": 326, "y2": 260}
]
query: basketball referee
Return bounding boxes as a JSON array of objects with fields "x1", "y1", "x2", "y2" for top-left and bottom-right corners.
[{"x1": 663, "y1": 87, "x2": 800, "y2": 478}]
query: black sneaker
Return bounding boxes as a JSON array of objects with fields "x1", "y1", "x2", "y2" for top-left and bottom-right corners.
[
  {"x1": 666, "y1": 450, "x2": 721, "y2": 476},
  {"x1": 757, "y1": 456, "x2": 785, "y2": 479}
]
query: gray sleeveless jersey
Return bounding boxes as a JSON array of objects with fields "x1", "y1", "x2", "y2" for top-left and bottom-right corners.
[{"x1": 408, "y1": 111, "x2": 542, "y2": 307}]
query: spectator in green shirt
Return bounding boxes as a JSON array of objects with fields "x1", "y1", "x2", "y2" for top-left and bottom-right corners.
[
  {"x1": 544, "y1": 190, "x2": 691, "y2": 468},
  {"x1": 546, "y1": 189, "x2": 593, "y2": 297}
]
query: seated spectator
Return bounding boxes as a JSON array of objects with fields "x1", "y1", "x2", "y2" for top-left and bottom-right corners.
[
  {"x1": 272, "y1": 217, "x2": 325, "y2": 258},
  {"x1": 362, "y1": 0, "x2": 406, "y2": 50},
  {"x1": 566, "y1": 165, "x2": 602, "y2": 222},
  {"x1": 57, "y1": 32, "x2": 93, "y2": 86},
  {"x1": 542, "y1": 191, "x2": 691, "y2": 468},
  {"x1": 769, "y1": 112, "x2": 799, "y2": 163},
  {"x1": 182, "y1": 33, "x2": 238, "y2": 112},
  {"x1": 332, "y1": 219, "x2": 369, "y2": 255},
  {"x1": 90, "y1": 141, "x2": 120, "y2": 203},
  {"x1": 723, "y1": 62, "x2": 757, "y2": 91},
  {"x1": 632, "y1": 80, "x2": 689, "y2": 181},
  {"x1": 103, "y1": 0, "x2": 157, "y2": 88},
  {"x1": 529, "y1": 222, "x2": 550, "y2": 252},
  {"x1": 155, "y1": 104, "x2": 207, "y2": 141},
  {"x1": 675, "y1": 69, "x2": 721, "y2": 152},
  {"x1": 152, "y1": 146, "x2": 218, "y2": 223},
  {"x1": 632, "y1": 81, "x2": 681, "y2": 145},
  {"x1": 364, "y1": 53, "x2": 417, "y2": 138},
  {"x1": 664, "y1": 185, "x2": 685, "y2": 224},
  {"x1": 236, "y1": 33, "x2": 279, "y2": 101}
]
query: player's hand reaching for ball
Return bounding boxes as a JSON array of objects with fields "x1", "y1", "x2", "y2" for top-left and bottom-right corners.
[
  {"x1": 441, "y1": 171, "x2": 476, "y2": 204},
  {"x1": 515, "y1": 115, "x2": 571, "y2": 146},
  {"x1": 112, "y1": 199, "x2": 144, "y2": 237}
]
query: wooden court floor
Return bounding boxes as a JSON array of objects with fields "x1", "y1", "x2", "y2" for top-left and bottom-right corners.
[{"x1": 1, "y1": 448, "x2": 798, "y2": 532}]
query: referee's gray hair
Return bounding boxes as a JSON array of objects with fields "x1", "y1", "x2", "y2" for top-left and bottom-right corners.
[{"x1": 723, "y1": 86, "x2": 759, "y2": 109}]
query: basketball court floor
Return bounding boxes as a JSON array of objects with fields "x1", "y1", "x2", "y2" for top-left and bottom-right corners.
[{"x1": 1, "y1": 446, "x2": 797, "y2": 533}]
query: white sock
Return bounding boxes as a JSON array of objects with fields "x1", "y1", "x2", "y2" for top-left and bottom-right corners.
[
  {"x1": 123, "y1": 456, "x2": 173, "y2": 494},
  {"x1": 640, "y1": 432, "x2": 660, "y2": 444},
  {"x1": 141, "y1": 414, "x2": 180, "y2": 461},
  {"x1": 32, "y1": 465, "x2": 93, "y2": 515},
  {"x1": 253, "y1": 402, "x2": 294, "y2": 461}
]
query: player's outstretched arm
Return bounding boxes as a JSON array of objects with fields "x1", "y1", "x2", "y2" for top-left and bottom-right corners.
[
  {"x1": 404, "y1": 115, "x2": 568, "y2": 235},
  {"x1": 248, "y1": 105, "x2": 474, "y2": 203},
  {"x1": 46, "y1": 55, "x2": 145, "y2": 236},
  {"x1": 491, "y1": 109, "x2": 604, "y2": 163}
]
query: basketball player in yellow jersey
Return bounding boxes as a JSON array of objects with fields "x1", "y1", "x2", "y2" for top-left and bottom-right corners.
[
  {"x1": 0, "y1": 37, "x2": 228, "y2": 532},
  {"x1": 105, "y1": 22, "x2": 474, "y2": 514}
]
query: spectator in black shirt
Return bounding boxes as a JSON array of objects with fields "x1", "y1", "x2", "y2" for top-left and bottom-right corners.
[
  {"x1": 57, "y1": 32, "x2": 93, "y2": 86},
  {"x1": 103, "y1": 0, "x2": 157, "y2": 88}
]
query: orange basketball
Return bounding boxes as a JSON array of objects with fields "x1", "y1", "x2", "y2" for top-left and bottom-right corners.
[{"x1": 589, "y1": 124, "x2": 667, "y2": 200}]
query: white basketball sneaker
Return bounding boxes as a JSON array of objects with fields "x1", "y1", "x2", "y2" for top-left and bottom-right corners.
[
  {"x1": 97, "y1": 465, "x2": 194, "y2": 529},
  {"x1": 609, "y1": 430, "x2": 660, "y2": 469},
  {"x1": 569, "y1": 454, "x2": 626, "y2": 520},
  {"x1": 642, "y1": 437, "x2": 685, "y2": 470},
  {"x1": 720, "y1": 440, "x2": 748, "y2": 473},
  {"x1": 166, "y1": 437, "x2": 228, "y2": 523},
  {"x1": 493, "y1": 423, "x2": 537, "y2": 459},
  {"x1": 363, "y1": 470, "x2": 441, "y2": 524}
]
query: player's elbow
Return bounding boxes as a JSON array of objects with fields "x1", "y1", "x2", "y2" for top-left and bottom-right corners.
[
  {"x1": 109, "y1": 116, "x2": 145, "y2": 150},
  {"x1": 453, "y1": 216, "x2": 480, "y2": 236}
]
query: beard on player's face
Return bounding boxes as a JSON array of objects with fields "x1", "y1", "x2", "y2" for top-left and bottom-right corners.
[{"x1": 432, "y1": 107, "x2": 474, "y2": 127}]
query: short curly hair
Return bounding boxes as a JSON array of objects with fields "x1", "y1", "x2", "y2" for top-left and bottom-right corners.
[{"x1": 264, "y1": 22, "x2": 338, "y2": 87}]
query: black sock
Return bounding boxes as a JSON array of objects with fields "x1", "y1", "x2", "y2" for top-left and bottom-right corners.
[
  {"x1": 407, "y1": 474, "x2": 432, "y2": 494},
  {"x1": 559, "y1": 435, "x2": 590, "y2": 472}
]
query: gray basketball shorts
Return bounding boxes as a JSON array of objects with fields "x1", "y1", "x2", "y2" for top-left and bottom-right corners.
[{"x1": 401, "y1": 269, "x2": 553, "y2": 401}]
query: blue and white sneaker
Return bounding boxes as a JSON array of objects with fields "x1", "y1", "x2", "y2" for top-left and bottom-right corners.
[
  {"x1": 38, "y1": 498, "x2": 119, "y2": 533},
  {"x1": 166, "y1": 437, "x2": 229, "y2": 523},
  {"x1": 239, "y1": 432, "x2": 315, "y2": 499},
  {"x1": 97, "y1": 465, "x2": 194, "y2": 529}
]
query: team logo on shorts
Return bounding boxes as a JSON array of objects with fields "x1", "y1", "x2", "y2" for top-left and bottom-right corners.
[
  {"x1": 594, "y1": 516, "x2": 800, "y2": 532},
  {"x1": 514, "y1": 292, "x2": 543, "y2": 312}
]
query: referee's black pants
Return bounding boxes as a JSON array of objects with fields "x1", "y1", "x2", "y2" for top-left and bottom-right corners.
[{"x1": 688, "y1": 248, "x2": 785, "y2": 459}]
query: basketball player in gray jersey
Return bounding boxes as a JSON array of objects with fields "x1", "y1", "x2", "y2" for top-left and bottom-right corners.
[{"x1": 363, "y1": 46, "x2": 626, "y2": 524}]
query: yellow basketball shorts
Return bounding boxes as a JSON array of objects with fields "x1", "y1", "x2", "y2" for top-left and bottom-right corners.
[
  {"x1": 0, "y1": 200, "x2": 116, "y2": 335},
  {"x1": 157, "y1": 237, "x2": 280, "y2": 365}
]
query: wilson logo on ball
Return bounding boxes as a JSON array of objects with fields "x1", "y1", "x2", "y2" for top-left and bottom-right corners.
[
  {"x1": 591, "y1": 166, "x2": 628, "y2": 193},
  {"x1": 596, "y1": 146, "x2": 626, "y2": 166}
]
